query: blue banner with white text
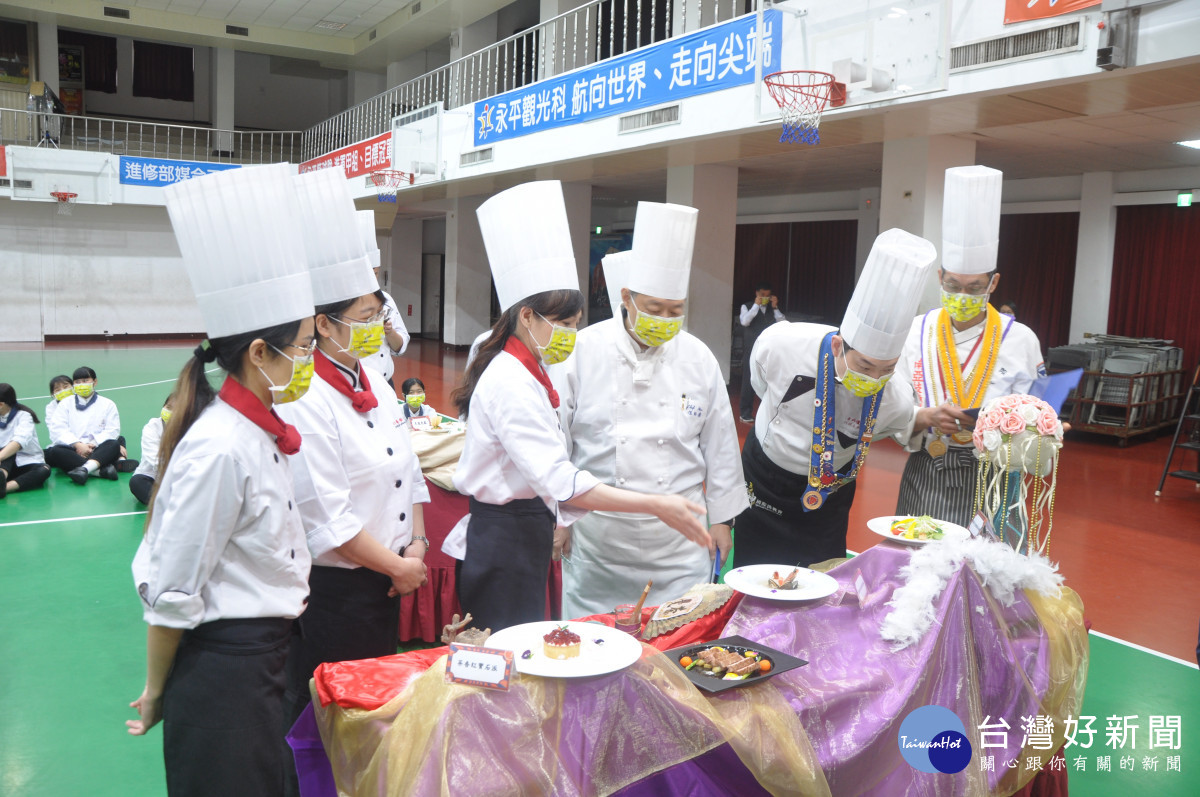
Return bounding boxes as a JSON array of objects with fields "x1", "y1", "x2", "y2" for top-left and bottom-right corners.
[
  {"x1": 473, "y1": 10, "x2": 780, "y2": 146},
  {"x1": 118, "y1": 156, "x2": 240, "y2": 187}
]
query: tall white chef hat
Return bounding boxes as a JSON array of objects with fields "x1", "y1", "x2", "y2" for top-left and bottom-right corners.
[
  {"x1": 163, "y1": 163, "x2": 313, "y2": 339},
  {"x1": 357, "y1": 210, "x2": 381, "y2": 271},
  {"x1": 476, "y1": 180, "x2": 579, "y2": 311},
  {"x1": 840, "y1": 228, "x2": 938, "y2": 361},
  {"x1": 294, "y1": 167, "x2": 377, "y2": 306},
  {"x1": 601, "y1": 250, "x2": 633, "y2": 319},
  {"x1": 625, "y1": 202, "x2": 697, "y2": 300},
  {"x1": 942, "y1": 165, "x2": 1003, "y2": 276}
]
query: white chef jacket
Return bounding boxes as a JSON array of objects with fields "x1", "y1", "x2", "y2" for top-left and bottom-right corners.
[
  {"x1": 555, "y1": 318, "x2": 748, "y2": 524},
  {"x1": 896, "y1": 309, "x2": 1046, "y2": 450},
  {"x1": 132, "y1": 417, "x2": 164, "y2": 479},
  {"x1": 0, "y1": 409, "x2": 46, "y2": 467},
  {"x1": 751, "y1": 322, "x2": 919, "y2": 476},
  {"x1": 132, "y1": 398, "x2": 311, "y2": 629},
  {"x1": 443, "y1": 350, "x2": 601, "y2": 559},
  {"x1": 279, "y1": 360, "x2": 429, "y2": 567},
  {"x1": 47, "y1": 394, "x2": 120, "y2": 448},
  {"x1": 363, "y1": 290, "x2": 410, "y2": 382},
  {"x1": 44, "y1": 399, "x2": 60, "y2": 428}
]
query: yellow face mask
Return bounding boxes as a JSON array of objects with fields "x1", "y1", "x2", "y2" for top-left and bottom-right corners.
[
  {"x1": 841, "y1": 368, "x2": 890, "y2": 398},
  {"x1": 533, "y1": 313, "x2": 577, "y2": 365},
  {"x1": 261, "y1": 348, "x2": 315, "y2": 405},
  {"x1": 630, "y1": 305, "x2": 684, "y2": 347},
  {"x1": 74, "y1": 383, "x2": 95, "y2": 399},
  {"x1": 332, "y1": 315, "x2": 386, "y2": 359},
  {"x1": 160, "y1": 408, "x2": 173, "y2": 423},
  {"x1": 54, "y1": 387, "x2": 75, "y2": 403},
  {"x1": 940, "y1": 289, "x2": 989, "y2": 323}
]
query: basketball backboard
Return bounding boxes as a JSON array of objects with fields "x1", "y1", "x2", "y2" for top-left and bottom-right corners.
[{"x1": 7, "y1": 146, "x2": 115, "y2": 206}]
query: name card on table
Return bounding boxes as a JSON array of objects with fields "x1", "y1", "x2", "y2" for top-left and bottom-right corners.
[
  {"x1": 410, "y1": 416, "x2": 433, "y2": 431},
  {"x1": 968, "y1": 510, "x2": 999, "y2": 541},
  {"x1": 445, "y1": 644, "x2": 513, "y2": 691}
]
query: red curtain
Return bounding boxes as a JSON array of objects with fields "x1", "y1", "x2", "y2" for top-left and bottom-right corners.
[
  {"x1": 132, "y1": 40, "x2": 194, "y2": 101},
  {"x1": 995, "y1": 213, "x2": 1079, "y2": 350},
  {"x1": 733, "y1": 220, "x2": 858, "y2": 325},
  {"x1": 1109, "y1": 204, "x2": 1200, "y2": 371},
  {"x1": 57, "y1": 30, "x2": 117, "y2": 93}
]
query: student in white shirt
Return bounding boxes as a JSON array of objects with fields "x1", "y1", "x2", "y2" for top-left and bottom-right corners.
[
  {"x1": 127, "y1": 163, "x2": 316, "y2": 797},
  {"x1": 130, "y1": 396, "x2": 173, "y2": 505},
  {"x1": 446, "y1": 181, "x2": 711, "y2": 633},
  {"x1": 44, "y1": 374, "x2": 74, "y2": 428},
  {"x1": 44, "y1": 366, "x2": 126, "y2": 484},
  {"x1": 276, "y1": 171, "x2": 429, "y2": 786},
  {"x1": 400, "y1": 377, "x2": 438, "y2": 420},
  {"x1": 0, "y1": 383, "x2": 51, "y2": 498}
]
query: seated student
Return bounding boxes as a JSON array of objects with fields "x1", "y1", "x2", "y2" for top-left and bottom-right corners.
[
  {"x1": 0, "y1": 383, "x2": 52, "y2": 498},
  {"x1": 130, "y1": 396, "x2": 172, "y2": 505},
  {"x1": 45, "y1": 366, "x2": 128, "y2": 484},
  {"x1": 400, "y1": 377, "x2": 438, "y2": 420},
  {"x1": 44, "y1": 375, "x2": 74, "y2": 427}
]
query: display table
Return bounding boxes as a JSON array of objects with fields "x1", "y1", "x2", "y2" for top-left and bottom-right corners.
[{"x1": 297, "y1": 543, "x2": 1087, "y2": 796}]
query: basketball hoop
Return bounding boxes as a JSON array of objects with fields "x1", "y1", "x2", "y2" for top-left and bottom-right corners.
[
  {"x1": 50, "y1": 191, "x2": 78, "y2": 216},
  {"x1": 368, "y1": 170, "x2": 414, "y2": 203},
  {"x1": 763, "y1": 71, "x2": 839, "y2": 145}
]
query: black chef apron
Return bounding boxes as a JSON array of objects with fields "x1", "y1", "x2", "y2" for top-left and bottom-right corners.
[
  {"x1": 457, "y1": 497, "x2": 555, "y2": 633},
  {"x1": 162, "y1": 617, "x2": 292, "y2": 797},
  {"x1": 733, "y1": 432, "x2": 858, "y2": 568}
]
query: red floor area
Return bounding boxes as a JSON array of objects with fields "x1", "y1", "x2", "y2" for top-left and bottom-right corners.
[{"x1": 400, "y1": 337, "x2": 1200, "y2": 663}]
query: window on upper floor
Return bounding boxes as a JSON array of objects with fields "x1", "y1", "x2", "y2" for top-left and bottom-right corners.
[
  {"x1": 132, "y1": 40, "x2": 194, "y2": 102},
  {"x1": 57, "y1": 29, "x2": 119, "y2": 94}
]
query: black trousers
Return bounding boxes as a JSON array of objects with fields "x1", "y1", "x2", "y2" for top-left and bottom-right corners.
[
  {"x1": 44, "y1": 438, "x2": 121, "y2": 471},
  {"x1": 457, "y1": 497, "x2": 555, "y2": 633},
  {"x1": 130, "y1": 474, "x2": 155, "y2": 504},
  {"x1": 1, "y1": 457, "x2": 51, "y2": 492},
  {"x1": 733, "y1": 432, "x2": 858, "y2": 568},
  {"x1": 162, "y1": 618, "x2": 292, "y2": 797}
]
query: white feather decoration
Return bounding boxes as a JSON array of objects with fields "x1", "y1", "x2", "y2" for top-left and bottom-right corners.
[{"x1": 879, "y1": 537, "x2": 1064, "y2": 650}]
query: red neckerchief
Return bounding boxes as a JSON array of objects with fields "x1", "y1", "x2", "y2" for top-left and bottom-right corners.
[
  {"x1": 218, "y1": 377, "x2": 302, "y2": 455},
  {"x1": 503, "y1": 336, "x2": 559, "y2": 409},
  {"x1": 314, "y1": 349, "x2": 378, "y2": 413}
]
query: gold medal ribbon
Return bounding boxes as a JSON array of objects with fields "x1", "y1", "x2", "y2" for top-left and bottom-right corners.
[{"x1": 936, "y1": 304, "x2": 1002, "y2": 410}]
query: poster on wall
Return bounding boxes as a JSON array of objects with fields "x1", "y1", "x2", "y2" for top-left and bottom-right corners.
[
  {"x1": 588, "y1": 233, "x2": 634, "y2": 322},
  {"x1": 58, "y1": 45, "x2": 84, "y2": 83},
  {"x1": 1005, "y1": 0, "x2": 1100, "y2": 25}
]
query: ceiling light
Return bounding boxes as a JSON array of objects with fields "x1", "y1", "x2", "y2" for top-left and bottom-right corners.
[
  {"x1": 315, "y1": 20, "x2": 347, "y2": 31},
  {"x1": 1176, "y1": 139, "x2": 1200, "y2": 149}
]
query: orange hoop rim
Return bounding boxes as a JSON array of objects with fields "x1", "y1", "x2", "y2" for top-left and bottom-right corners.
[
  {"x1": 762, "y1": 70, "x2": 837, "y2": 108},
  {"x1": 368, "y1": 170, "x2": 415, "y2": 188},
  {"x1": 50, "y1": 191, "x2": 78, "y2": 202}
]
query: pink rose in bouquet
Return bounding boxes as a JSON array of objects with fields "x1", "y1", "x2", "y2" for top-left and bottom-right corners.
[
  {"x1": 998, "y1": 395, "x2": 1022, "y2": 412},
  {"x1": 973, "y1": 425, "x2": 986, "y2": 452},
  {"x1": 978, "y1": 408, "x2": 1004, "y2": 431},
  {"x1": 1036, "y1": 409, "x2": 1060, "y2": 438},
  {"x1": 1001, "y1": 410, "x2": 1028, "y2": 435}
]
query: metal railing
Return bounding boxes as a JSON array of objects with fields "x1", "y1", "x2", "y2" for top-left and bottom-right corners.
[
  {"x1": 0, "y1": 107, "x2": 302, "y2": 164},
  {"x1": 301, "y1": 0, "x2": 752, "y2": 161}
]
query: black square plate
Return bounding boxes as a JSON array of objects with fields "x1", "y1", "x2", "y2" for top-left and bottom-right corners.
[{"x1": 663, "y1": 635, "x2": 807, "y2": 693}]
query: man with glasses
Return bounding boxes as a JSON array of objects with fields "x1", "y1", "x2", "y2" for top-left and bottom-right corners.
[{"x1": 894, "y1": 166, "x2": 1046, "y2": 526}]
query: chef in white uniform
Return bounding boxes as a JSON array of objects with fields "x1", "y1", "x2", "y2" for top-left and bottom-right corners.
[
  {"x1": 895, "y1": 166, "x2": 1046, "y2": 526},
  {"x1": 0, "y1": 384, "x2": 51, "y2": 497},
  {"x1": 735, "y1": 229, "x2": 971, "y2": 568},
  {"x1": 128, "y1": 163, "x2": 316, "y2": 797},
  {"x1": 129, "y1": 397, "x2": 171, "y2": 505},
  {"x1": 443, "y1": 181, "x2": 711, "y2": 632},
  {"x1": 44, "y1": 366, "x2": 124, "y2": 484},
  {"x1": 277, "y1": 169, "x2": 429, "y2": 763},
  {"x1": 554, "y1": 202, "x2": 748, "y2": 618},
  {"x1": 358, "y1": 211, "x2": 411, "y2": 387}
]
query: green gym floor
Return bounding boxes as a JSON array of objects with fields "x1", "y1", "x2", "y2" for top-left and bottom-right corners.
[{"x1": 1, "y1": 343, "x2": 1196, "y2": 796}]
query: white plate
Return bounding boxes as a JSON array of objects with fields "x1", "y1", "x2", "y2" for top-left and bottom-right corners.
[
  {"x1": 484, "y1": 621, "x2": 643, "y2": 678},
  {"x1": 866, "y1": 515, "x2": 970, "y2": 546},
  {"x1": 723, "y1": 564, "x2": 839, "y2": 602}
]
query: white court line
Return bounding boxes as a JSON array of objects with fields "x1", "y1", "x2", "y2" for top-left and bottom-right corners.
[
  {"x1": 0, "y1": 510, "x2": 147, "y2": 529},
  {"x1": 1089, "y1": 630, "x2": 1198, "y2": 670},
  {"x1": 23, "y1": 368, "x2": 220, "y2": 401}
]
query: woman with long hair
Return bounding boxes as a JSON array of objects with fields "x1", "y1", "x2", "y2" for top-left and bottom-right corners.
[
  {"x1": 0, "y1": 383, "x2": 51, "y2": 497},
  {"x1": 446, "y1": 181, "x2": 711, "y2": 632},
  {"x1": 127, "y1": 164, "x2": 316, "y2": 797}
]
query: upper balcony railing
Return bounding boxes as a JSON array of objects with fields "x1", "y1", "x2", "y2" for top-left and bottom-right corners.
[
  {"x1": 300, "y1": 0, "x2": 754, "y2": 162},
  {"x1": 0, "y1": 107, "x2": 302, "y2": 165}
]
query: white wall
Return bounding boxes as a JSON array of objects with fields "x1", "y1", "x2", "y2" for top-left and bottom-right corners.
[
  {"x1": 0, "y1": 199, "x2": 202, "y2": 341},
  {"x1": 387, "y1": 218, "x2": 424, "y2": 334},
  {"x1": 233, "y1": 52, "x2": 345, "y2": 131}
]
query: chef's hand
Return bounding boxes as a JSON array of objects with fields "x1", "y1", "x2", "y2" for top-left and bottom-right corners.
[
  {"x1": 770, "y1": 295, "x2": 779, "y2": 309},
  {"x1": 709, "y1": 524, "x2": 732, "y2": 565},
  {"x1": 73, "y1": 442, "x2": 91, "y2": 457},
  {"x1": 916, "y1": 403, "x2": 975, "y2": 436},
  {"x1": 386, "y1": 557, "x2": 427, "y2": 597},
  {"x1": 126, "y1": 686, "x2": 163, "y2": 736},
  {"x1": 654, "y1": 495, "x2": 713, "y2": 552},
  {"x1": 552, "y1": 525, "x2": 572, "y2": 561}
]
